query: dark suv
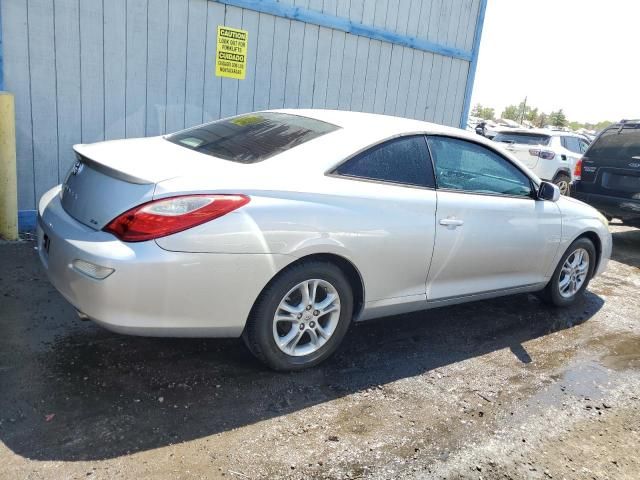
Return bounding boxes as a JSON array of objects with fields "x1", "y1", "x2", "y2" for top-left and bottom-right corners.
[{"x1": 573, "y1": 120, "x2": 640, "y2": 226}]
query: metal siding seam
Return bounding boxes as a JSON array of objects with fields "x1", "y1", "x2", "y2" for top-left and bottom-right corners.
[
  {"x1": 183, "y1": 0, "x2": 191, "y2": 127},
  {"x1": 211, "y1": 0, "x2": 473, "y2": 61},
  {"x1": 53, "y1": 0, "x2": 59, "y2": 181},
  {"x1": 26, "y1": 0, "x2": 36, "y2": 209},
  {"x1": 459, "y1": 0, "x2": 487, "y2": 128},
  {"x1": 0, "y1": 1, "x2": 4, "y2": 91}
]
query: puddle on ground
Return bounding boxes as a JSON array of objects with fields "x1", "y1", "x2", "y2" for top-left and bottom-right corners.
[
  {"x1": 560, "y1": 361, "x2": 612, "y2": 399},
  {"x1": 514, "y1": 334, "x2": 640, "y2": 412},
  {"x1": 599, "y1": 336, "x2": 640, "y2": 371},
  {"x1": 539, "y1": 361, "x2": 612, "y2": 406}
]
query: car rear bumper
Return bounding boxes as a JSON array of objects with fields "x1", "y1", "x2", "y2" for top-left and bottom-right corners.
[
  {"x1": 573, "y1": 190, "x2": 640, "y2": 225},
  {"x1": 37, "y1": 186, "x2": 292, "y2": 337}
]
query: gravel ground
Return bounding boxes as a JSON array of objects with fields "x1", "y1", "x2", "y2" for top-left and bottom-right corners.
[{"x1": 1, "y1": 225, "x2": 639, "y2": 480}]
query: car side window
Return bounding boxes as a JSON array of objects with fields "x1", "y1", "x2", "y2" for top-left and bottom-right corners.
[
  {"x1": 334, "y1": 135, "x2": 435, "y2": 188},
  {"x1": 560, "y1": 137, "x2": 568, "y2": 150},
  {"x1": 427, "y1": 136, "x2": 533, "y2": 197},
  {"x1": 563, "y1": 136, "x2": 581, "y2": 154},
  {"x1": 578, "y1": 139, "x2": 589, "y2": 154}
]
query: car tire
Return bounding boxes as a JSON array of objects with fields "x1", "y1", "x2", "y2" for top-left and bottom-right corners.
[
  {"x1": 538, "y1": 237, "x2": 596, "y2": 307},
  {"x1": 553, "y1": 173, "x2": 571, "y2": 196},
  {"x1": 243, "y1": 260, "x2": 354, "y2": 371}
]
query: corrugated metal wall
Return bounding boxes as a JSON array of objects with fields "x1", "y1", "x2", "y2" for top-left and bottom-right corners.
[{"x1": 1, "y1": 0, "x2": 482, "y2": 211}]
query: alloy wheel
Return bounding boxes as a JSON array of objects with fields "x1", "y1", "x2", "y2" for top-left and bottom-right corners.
[
  {"x1": 558, "y1": 247, "x2": 589, "y2": 298},
  {"x1": 272, "y1": 279, "x2": 341, "y2": 357}
]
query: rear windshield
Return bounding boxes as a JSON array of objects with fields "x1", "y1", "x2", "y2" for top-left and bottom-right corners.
[
  {"x1": 587, "y1": 126, "x2": 640, "y2": 163},
  {"x1": 493, "y1": 132, "x2": 551, "y2": 146},
  {"x1": 166, "y1": 112, "x2": 340, "y2": 163}
]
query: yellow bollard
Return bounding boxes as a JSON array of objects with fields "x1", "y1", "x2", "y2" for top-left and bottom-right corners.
[{"x1": 0, "y1": 92, "x2": 19, "y2": 240}]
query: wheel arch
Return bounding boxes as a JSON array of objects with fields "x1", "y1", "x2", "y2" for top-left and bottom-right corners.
[
  {"x1": 575, "y1": 230, "x2": 602, "y2": 277},
  {"x1": 249, "y1": 252, "x2": 366, "y2": 324},
  {"x1": 552, "y1": 168, "x2": 571, "y2": 181}
]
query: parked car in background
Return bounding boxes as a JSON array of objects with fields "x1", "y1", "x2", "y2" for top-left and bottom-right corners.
[
  {"x1": 470, "y1": 119, "x2": 503, "y2": 140},
  {"x1": 576, "y1": 128, "x2": 597, "y2": 143},
  {"x1": 493, "y1": 129, "x2": 590, "y2": 195},
  {"x1": 573, "y1": 119, "x2": 640, "y2": 226},
  {"x1": 577, "y1": 133, "x2": 594, "y2": 145},
  {"x1": 482, "y1": 121, "x2": 503, "y2": 140},
  {"x1": 466, "y1": 115, "x2": 484, "y2": 132},
  {"x1": 36, "y1": 110, "x2": 611, "y2": 370},
  {"x1": 496, "y1": 118, "x2": 522, "y2": 129}
]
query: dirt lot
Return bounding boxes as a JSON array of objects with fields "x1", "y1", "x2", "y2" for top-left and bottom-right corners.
[{"x1": 1, "y1": 225, "x2": 639, "y2": 479}]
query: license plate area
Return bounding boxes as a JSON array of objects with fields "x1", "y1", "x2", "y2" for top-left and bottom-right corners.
[{"x1": 601, "y1": 171, "x2": 640, "y2": 193}]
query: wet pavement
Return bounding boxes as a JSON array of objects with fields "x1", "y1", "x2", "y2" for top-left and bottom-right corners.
[{"x1": 1, "y1": 225, "x2": 639, "y2": 479}]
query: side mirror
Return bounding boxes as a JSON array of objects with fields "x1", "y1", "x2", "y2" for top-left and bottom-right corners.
[{"x1": 538, "y1": 181, "x2": 560, "y2": 202}]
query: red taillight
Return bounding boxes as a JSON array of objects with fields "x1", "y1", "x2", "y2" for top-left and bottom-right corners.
[
  {"x1": 103, "y1": 194, "x2": 250, "y2": 242},
  {"x1": 529, "y1": 148, "x2": 555, "y2": 160},
  {"x1": 574, "y1": 158, "x2": 583, "y2": 180}
]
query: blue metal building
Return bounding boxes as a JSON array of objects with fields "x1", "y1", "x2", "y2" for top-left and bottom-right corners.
[{"x1": 0, "y1": 0, "x2": 486, "y2": 228}]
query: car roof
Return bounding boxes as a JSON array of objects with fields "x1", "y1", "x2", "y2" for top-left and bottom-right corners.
[
  {"x1": 155, "y1": 109, "x2": 542, "y2": 190},
  {"x1": 493, "y1": 127, "x2": 583, "y2": 137},
  {"x1": 252, "y1": 109, "x2": 540, "y2": 183},
  {"x1": 270, "y1": 108, "x2": 468, "y2": 138},
  {"x1": 494, "y1": 128, "x2": 550, "y2": 135},
  {"x1": 269, "y1": 108, "x2": 519, "y2": 157},
  {"x1": 609, "y1": 119, "x2": 640, "y2": 128}
]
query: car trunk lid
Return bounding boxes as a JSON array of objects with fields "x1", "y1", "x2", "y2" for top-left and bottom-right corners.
[
  {"x1": 61, "y1": 137, "x2": 240, "y2": 230},
  {"x1": 61, "y1": 156, "x2": 155, "y2": 230},
  {"x1": 502, "y1": 142, "x2": 541, "y2": 170}
]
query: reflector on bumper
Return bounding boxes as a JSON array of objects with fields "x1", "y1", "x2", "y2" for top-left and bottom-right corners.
[{"x1": 71, "y1": 259, "x2": 115, "y2": 280}]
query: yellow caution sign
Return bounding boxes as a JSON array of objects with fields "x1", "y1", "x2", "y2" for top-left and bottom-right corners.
[{"x1": 215, "y1": 26, "x2": 248, "y2": 80}]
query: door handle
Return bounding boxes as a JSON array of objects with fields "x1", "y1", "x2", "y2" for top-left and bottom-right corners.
[{"x1": 439, "y1": 217, "x2": 464, "y2": 228}]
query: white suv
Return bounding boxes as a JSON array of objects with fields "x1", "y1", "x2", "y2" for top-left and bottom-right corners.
[{"x1": 492, "y1": 129, "x2": 590, "y2": 195}]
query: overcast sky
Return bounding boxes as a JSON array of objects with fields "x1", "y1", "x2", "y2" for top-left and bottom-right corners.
[{"x1": 470, "y1": 0, "x2": 640, "y2": 123}]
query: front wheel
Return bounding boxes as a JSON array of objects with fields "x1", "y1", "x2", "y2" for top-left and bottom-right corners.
[
  {"x1": 539, "y1": 237, "x2": 596, "y2": 307},
  {"x1": 243, "y1": 261, "x2": 354, "y2": 371}
]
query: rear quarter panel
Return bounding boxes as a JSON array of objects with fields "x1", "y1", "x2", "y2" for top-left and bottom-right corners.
[{"x1": 154, "y1": 176, "x2": 438, "y2": 304}]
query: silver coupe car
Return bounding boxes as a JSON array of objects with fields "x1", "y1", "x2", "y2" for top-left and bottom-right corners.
[{"x1": 37, "y1": 110, "x2": 612, "y2": 370}]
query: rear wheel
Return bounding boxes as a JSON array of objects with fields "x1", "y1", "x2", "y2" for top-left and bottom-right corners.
[
  {"x1": 243, "y1": 261, "x2": 354, "y2": 371},
  {"x1": 553, "y1": 173, "x2": 571, "y2": 196},
  {"x1": 539, "y1": 237, "x2": 596, "y2": 307}
]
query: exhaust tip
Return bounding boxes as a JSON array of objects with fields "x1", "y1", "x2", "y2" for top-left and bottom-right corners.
[{"x1": 77, "y1": 311, "x2": 90, "y2": 321}]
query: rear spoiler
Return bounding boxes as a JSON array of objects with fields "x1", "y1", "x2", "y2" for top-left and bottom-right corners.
[{"x1": 72, "y1": 148, "x2": 154, "y2": 185}]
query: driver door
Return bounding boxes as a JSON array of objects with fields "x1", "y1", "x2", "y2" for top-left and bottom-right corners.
[{"x1": 425, "y1": 136, "x2": 562, "y2": 301}]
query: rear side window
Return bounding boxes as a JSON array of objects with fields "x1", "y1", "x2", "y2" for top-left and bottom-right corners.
[
  {"x1": 578, "y1": 139, "x2": 590, "y2": 154},
  {"x1": 166, "y1": 112, "x2": 340, "y2": 163},
  {"x1": 587, "y1": 127, "x2": 640, "y2": 163},
  {"x1": 334, "y1": 136, "x2": 434, "y2": 188},
  {"x1": 561, "y1": 136, "x2": 582, "y2": 154},
  {"x1": 493, "y1": 132, "x2": 551, "y2": 146}
]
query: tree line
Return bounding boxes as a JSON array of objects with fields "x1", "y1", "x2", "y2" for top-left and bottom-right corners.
[{"x1": 471, "y1": 102, "x2": 612, "y2": 132}]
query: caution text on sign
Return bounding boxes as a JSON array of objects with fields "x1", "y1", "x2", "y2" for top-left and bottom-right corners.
[{"x1": 215, "y1": 26, "x2": 248, "y2": 80}]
